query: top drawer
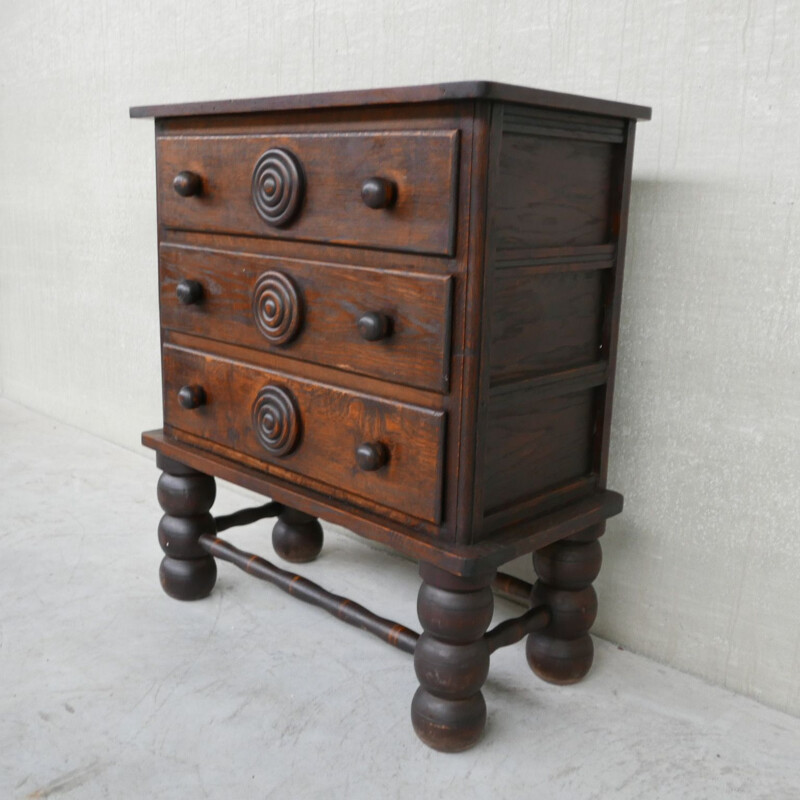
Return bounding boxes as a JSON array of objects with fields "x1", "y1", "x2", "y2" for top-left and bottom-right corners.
[{"x1": 156, "y1": 130, "x2": 460, "y2": 256}]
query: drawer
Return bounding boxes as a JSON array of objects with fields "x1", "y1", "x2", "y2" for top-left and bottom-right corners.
[
  {"x1": 156, "y1": 130, "x2": 460, "y2": 256},
  {"x1": 163, "y1": 345, "x2": 446, "y2": 524},
  {"x1": 160, "y1": 246, "x2": 453, "y2": 392}
]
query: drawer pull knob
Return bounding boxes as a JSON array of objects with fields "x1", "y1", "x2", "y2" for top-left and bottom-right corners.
[
  {"x1": 176, "y1": 279, "x2": 203, "y2": 305},
  {"x1": 252, "y1": 271, "x2": 303, "y2": 345},
  {"x1": 178, "y1": 384, "x2": 206, "y2": 409},
  {"x1": 252, "y1": 148, "x2": 305, "y2": 227},
  {"x1": 355, "y1": 442, "x2": 389, "y2": 472},
  {"x1": 361, "y1": 177, "x2": 397, "y2": 209},
  {"x1": 173, "y1": 171, "x2": 202, "y2": 197},
  {"x1": 252, "y1": 385, "x2": 300, "y2": 457},
  {"x1": 356, "y1": 311, "x2": 391, "y2": 341}
]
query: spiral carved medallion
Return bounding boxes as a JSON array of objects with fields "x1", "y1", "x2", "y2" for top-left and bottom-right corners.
[
  {"x1": 251, "y1": 148, "x2": 305, "y2": 227},
  {"x1": 251, "y1": 270, "x2": 302, "y2": 345},
  {"x1": 252, "y1": 385, "x2": 300, "y2": 457}
]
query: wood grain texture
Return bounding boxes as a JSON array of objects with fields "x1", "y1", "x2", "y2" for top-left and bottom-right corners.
[
  {"x1": 489, "y1": 269, "x2": 604, "y2": 385},
  {"x1": 136, "y1": 89, "x2": 646, "y2": 742},
  {"x1": 130, "y1": 80, "x2": 651, "y2": 120},
  {"x1": 155, "y1": 100, "x2": 479, "y2": 544},
  {"x1": 527, "y1": 527, "x2": 604, "y2": 684},
  {"x1": 156, "y1": 457, "x2": 217, "y2": 600},
  {"x1": 502, "y1": 104, "x2": 627, "y2": 143},
  {"x1": 412, "y1": 569, "x2": 494, "y2": 751},
  {"x1": 482, "y1": 388, "x2": 597, "y2": 516},
  {"x1": 156, "y1": 130, "x2": 459, "y2": 255},
  {"x1": 470, "y1": 103, "x2": 633, "y2": 541},
  {"x1": 145, "y1": 427, "x2": 623, "y2": 575},
  {"x1": 493, "y1": 134, "x2": 614, "y2": 252},
  {"x1": 162, "y1": 344, "x2": 446, "y2": 524},
  {"x1": 593, "y1": 121, "x2": 638, "y2": 486},
  {"x1": 159, "y1": 244, "x2": 453, "y2": 392}
]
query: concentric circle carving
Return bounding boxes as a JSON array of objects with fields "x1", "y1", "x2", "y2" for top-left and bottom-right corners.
[
  {"x1": 252, "y1": 271, "x2": 302, "y2": 345},
  {"x1": 251, "y1": 148, "x2": 305, "y2": 227},
  {"x1": 252, "y1": 385, "x2": 300, "y2": 457}
]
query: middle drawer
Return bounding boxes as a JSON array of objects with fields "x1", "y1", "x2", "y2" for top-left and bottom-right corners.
[{"x1": 160, "y1": 246, "x2": 453, "y2": 392}]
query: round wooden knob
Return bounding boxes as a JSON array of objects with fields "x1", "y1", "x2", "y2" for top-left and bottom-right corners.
[
  {"x1": 178, "y1": 385, "x2": 206, "y2": 409},
  {"x1": 173, "y1": 171, "x2": 202, "y2": 197},
  {"x1": 361, "y1": 177, "x2": 397, "y2": 209},
  {"x1": 357, "y1": 312, "x2": 391, "y2": 341},
  {"x1": 355, "y1": 442, "x2": 389, "y2": 471},
  {"x1": 176, "y1": 279, "x2": 203, "y2": 305}
]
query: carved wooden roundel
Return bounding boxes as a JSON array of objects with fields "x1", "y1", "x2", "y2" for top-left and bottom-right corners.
[
  {"x1": 251, "y1": 385, "x2": 300, "y2": 457},
  {"x1": 251, "y1": 270, "x2": 303, "y2": 345},
  {"x1": 251, "y1": 148, "x2": 305, "y2": 227}
]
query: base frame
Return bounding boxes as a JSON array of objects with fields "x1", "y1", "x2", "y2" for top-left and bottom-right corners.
[{"x1": 149, "y1": 447, "x2": 616, "y2": 752}]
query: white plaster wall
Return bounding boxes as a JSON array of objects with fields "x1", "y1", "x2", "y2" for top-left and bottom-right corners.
[{"x1": 1, "y1": 1, "x2": 798, "y2": 715}]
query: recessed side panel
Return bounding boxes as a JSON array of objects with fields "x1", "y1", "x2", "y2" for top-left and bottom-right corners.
[
  {"x1": 472, "y1": 105, "x2": 635, "y2": 541},
  {"x1": 482, "y1": 387, "x2": 597, "y2": 517},
  {"x1": 493, "y1": 107, "x2": 621, "y2": 254},
  {"x1": 489, "y1": 268, "x2": 606, "y2": 386}
]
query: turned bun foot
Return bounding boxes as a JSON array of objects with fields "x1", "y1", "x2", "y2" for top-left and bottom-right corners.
[
  {"x1": 411, "y1": 687, "x2": 487, "y2": 753},
  {"x1": 412, "y1": 565, "x2": 494, "y2": 752},
  {"x1": 156, "y1": 455, "x2": 217, "y2": 601},
  {"x1": 272, "y1": 508, "x2": 324, "y2": 563},
  {"x1": 526, "y1": 632, "x2": 594, "y2": 684},
  {"x1": 526, "y1": 526, "x2": 603, "y2": 685},
  {"x1": 160, "y1": 555, "x2": 217, "y2": 601}
]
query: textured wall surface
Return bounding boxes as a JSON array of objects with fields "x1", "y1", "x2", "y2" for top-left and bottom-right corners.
[{"x1": 1, "y1": 1, "x2": 798, "y2": 715}]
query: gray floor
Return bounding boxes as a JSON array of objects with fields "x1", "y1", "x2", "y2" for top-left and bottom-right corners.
[{"x1": 1, "y1": 399, "x2": 798, "y2": 800}]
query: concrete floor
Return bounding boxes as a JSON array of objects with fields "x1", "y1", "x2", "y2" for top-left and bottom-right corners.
[{"x1": 1, "y1": 398, "x2": 798, "y2": 800}]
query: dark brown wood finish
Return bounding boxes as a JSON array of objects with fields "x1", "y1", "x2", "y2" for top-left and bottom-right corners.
[
  {"x1": 134, "y1": 83, "x2": 649, "y2": 752},
  {"x1": 157, "y1": 130, "x2": 459, "y2": 256},
  {"x1": 130, "y1": 80, "x2": 651, "y2": 120},
  {"x1": 143, "y1": 427, "x2": 623, "y2": 576},
  {"x1": 469, "y1": 101, "x2": 641, "y2": 542},
  {"x1": 155, "y1": 102, "x2": 478, "y2": 545},
  {"x1": 159, "y1": 245, "x2": 453, "y2": 392},
  {"x1": 156, "y1": 454, "x2": 217, "y2": 600},
  {"x1": 201, "y1": 533, "x2": 419, "y2": 655},
  {"x1": 271, "y1": 507, "x2": 324, "y2": 563},
  {"x1": 526, "y1": 524, "x2": 604, "y2": 684},
  {"x1": 162, "y1": 344, "x2": 446, "y2": 524},
  {"x1": 412, "y1": 564, "x2": 495, "y2": 752}
]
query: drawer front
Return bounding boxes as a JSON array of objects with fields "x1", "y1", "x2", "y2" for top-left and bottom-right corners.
[
  {"x1": 157, "y1": 131, "x2": 459, "y2": 256},
  {"x1": 160, "y1": 247, "x2": 452, "y2": 392},
  {"x1": 163, "y1": 345, "x2": 445, "y2": 524}
]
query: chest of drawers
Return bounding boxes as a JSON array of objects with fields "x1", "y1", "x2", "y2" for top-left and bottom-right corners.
[{"x1": 131, "y1": 81, "x2": 650, "y2": 752}]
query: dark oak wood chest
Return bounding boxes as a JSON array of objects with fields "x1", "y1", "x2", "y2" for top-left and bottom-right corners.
[{"x1": 131, "y1": 81, "x2": 650, "y2": 751}]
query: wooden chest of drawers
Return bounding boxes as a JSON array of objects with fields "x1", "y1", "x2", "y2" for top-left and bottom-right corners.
[{"x1": 132, "y1": 82, "x2": 650, "y2": 752}]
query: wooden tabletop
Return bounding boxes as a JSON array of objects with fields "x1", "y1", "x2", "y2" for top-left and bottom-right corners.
[{"x1": 130, "y1": 80, "x2": 651, "y2": 120}]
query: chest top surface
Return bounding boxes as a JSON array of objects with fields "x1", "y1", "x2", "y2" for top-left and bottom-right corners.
[{"x1": 130, "y1": 80, "x2": 651, "y2": 120}]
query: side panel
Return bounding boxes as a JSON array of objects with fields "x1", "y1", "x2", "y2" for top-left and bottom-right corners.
[{"x1": 473, "y1": 104, "x2": 636, "y2": 540}]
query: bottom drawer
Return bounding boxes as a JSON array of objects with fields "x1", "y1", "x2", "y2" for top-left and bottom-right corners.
[{"x1": 163, "y1": 344, "x2": 445, "y2": 524}]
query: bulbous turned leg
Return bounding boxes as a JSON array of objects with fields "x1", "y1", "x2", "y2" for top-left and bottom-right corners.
[
  {"x1": 526, "y1": 524, "x2": 603, "y2": 684},
  {"x1": 411, "y1": 564, "x2": 495, "y2": 752},
  {"x1": 156, "y1": 454, "x2": 217, "y2": 601},
  {"x1": 272, "y1": 507, "x2": 323, "y2": 563}
]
